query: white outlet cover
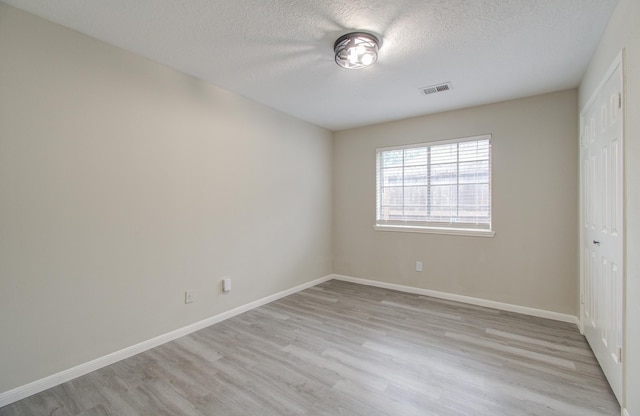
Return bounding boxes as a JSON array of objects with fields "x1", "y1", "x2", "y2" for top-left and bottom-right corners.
[{"x1": 185, "y1": 290, "x2": 193, "y2": 304}]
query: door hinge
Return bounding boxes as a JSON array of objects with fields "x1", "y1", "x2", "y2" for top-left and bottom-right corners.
[
  {"x1": 617, "y1": 346, "x2": 623, "y2": 364},
  {"x1": 618, "y1": 92, "x2": 622, "y2": 109}
]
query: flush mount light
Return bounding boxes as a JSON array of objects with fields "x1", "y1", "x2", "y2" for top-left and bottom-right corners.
[{"x1": 334, "y1": 32, "x2": 380, "y2": 70}]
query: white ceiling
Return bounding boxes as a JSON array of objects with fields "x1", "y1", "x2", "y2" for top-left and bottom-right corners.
[{"x1": 2, "y1": 0, "x2": 618, "y2": 131}]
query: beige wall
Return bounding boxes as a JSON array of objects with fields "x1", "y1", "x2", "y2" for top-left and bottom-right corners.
[
  {"x1": 579, "y1": 0, "x2": 640, "y2": 413},
  {"x1": 0, "y1": 4, "x2": 332, "y2": 393},
  {"x1": 334, "y1": 90, "x2": 578, "y2": 315}
]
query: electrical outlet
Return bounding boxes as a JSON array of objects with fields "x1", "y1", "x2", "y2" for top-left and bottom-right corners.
[
  {"x1": 416, "y1": 261, "x2": 423, "y2": 272},
  {"x1": 222, "y1": 278, "x2": 231, "y2": 293},
  {"x1": 185, "y1": 290, "x2": 194, "y2": 304}
]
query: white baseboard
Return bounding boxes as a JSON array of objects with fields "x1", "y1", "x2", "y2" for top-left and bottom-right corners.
[
  {"x1": 331, "y1": 274, "x2": 579, "y2": 325},
  {"x1": 0, "y1": 274, "x2": 333, "y2": 408}
]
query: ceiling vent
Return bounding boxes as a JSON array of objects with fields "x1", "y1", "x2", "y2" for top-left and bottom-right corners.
[{"x1": 420, "y1": 82, "x2": 453, "y2": 96}]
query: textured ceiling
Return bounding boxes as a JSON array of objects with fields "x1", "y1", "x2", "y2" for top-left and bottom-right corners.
[{"x1": 2, "y1": 0, "x2": 619, "y2": 131}]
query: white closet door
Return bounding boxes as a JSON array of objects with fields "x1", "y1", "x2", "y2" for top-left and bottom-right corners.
[{"x1": 580, "y1": 56, "x2": 624, "y2": 404}]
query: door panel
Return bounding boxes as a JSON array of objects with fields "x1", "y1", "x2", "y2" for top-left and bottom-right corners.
[{"x1": 580, "y1": 60, "x2": 623, "y2": 403}]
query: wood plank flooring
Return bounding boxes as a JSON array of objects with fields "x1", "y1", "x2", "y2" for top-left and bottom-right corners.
[{"x1": 0, "y1": 280, "x2": 620, "y2": 415}]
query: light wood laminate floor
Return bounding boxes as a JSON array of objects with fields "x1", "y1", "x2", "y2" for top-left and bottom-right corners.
[{"x1": 1, "y1": 280, "x2": 620, "y2": 415}]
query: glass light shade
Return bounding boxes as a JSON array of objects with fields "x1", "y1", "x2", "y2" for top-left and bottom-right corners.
[{"x1": 334, "y1": 32, "x2": 380, "y2": 70}]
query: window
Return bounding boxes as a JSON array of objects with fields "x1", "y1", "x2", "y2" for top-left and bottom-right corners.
[{"x1": 376, "y1": 135, "x2": 493, "y2": 236}]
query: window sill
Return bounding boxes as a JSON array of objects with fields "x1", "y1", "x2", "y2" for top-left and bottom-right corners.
[{"x1": 374, "y1": 224, "x2": 495, "y2": 238}]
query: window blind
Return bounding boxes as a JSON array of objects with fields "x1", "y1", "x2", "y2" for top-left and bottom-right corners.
[{"x1": 376, "y1": 135, "x2": 492, "y2": 231}]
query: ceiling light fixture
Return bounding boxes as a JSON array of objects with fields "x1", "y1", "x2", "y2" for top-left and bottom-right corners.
[{"x1": 334, "y1": 32, "x2": 380, "y2": 70}]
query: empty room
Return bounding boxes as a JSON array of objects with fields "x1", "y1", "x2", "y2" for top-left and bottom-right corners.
[{"x1": 0, "y1": 0, "x2": 638, "y2": 415}]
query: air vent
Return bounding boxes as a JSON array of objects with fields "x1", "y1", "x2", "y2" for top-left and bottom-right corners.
[{"x1": 420, "y1": 82, "x2": 453, "y2": 96}]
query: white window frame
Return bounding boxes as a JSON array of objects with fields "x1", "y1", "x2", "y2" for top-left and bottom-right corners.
[{"x1": 375, "y1": 134, "x2": 495, "y2": 237}]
